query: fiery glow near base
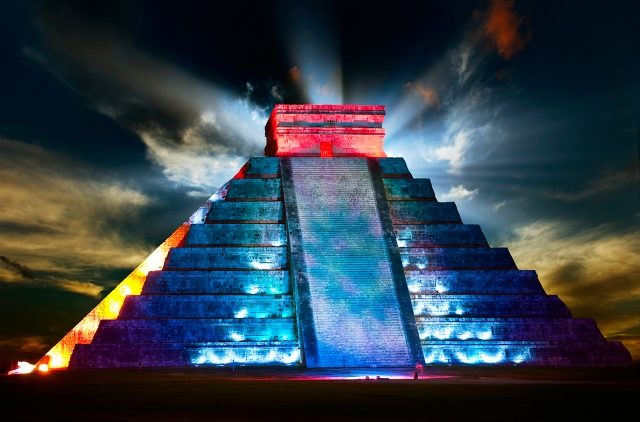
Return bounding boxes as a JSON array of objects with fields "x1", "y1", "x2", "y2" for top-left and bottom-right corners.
[
  {"x1": 7, "y1": 361, "x2": 36, "y2": 375},
  {"x1": 28, "y1": 224, "x2": 190, "y2": 371}
]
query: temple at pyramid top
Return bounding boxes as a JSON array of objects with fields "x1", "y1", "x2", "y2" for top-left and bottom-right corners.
[{"x1": 265, "y1": 104, "x2": 387, "y2": 157}]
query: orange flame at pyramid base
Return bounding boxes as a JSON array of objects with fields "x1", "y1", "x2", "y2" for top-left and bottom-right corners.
[{"x1": 27, "y1": 224, "x2": 191, "y2": 371}]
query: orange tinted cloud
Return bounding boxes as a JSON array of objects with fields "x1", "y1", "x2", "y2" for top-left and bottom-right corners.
[
  {"x1": 404, "y1": 81, "x2": 440, "y2": 108},
  {"x1": 484, "y1": 0, "x2": 530, "y2": 60},
  {"x1": 508, "y1": 222, "x2": 640, "y2": 360}
]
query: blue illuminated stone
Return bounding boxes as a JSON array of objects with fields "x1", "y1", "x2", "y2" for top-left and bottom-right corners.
[
  {"x1": 244, "y1": 157, "x2": 280, "y2": 177},
  {"x1": 68, "y1": 149, "x2": 631, "y2": 369},
  {"x1": 206, "y1": 201, "x2": 283, "y2": 223},
  {"x1": 186, "y1": 224, "x2": 287, "y2": 246},
  {"x1": 383, "y1": 178, "x2": 435, "y2": 200},
  {"x1": 165, "y1": 247, "x2": 288, "y2": 270},
  {"x1": 143, "y1": 270, "x2": 290, "y2": 295},
  {"x1": 390, "y1": 201, "x2": 462, "y2": 224},
  {"x1": 225, "y1": 179, "x2": 282, "y2": 200},
  {"x1": 378, "y1": 157, "x2": 410, "y2": 175}
]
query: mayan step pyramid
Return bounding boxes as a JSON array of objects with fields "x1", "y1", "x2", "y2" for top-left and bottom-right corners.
[{"x1": 38, "y1": 104, "x2": 631, "y2": 370}]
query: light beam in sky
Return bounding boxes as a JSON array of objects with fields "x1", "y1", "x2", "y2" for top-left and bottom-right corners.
[{"x1": 280, "y1": 1, "x2": 343, "y2": 104}]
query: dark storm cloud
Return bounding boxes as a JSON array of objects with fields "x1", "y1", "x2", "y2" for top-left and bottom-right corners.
[
  {"x1": 0, "y1": 137, "x2": 152, "y2": 295},
  {"x1": 29, "y1": 1, "x2": 269, "y2": 194},
  {"x1": 35, "y1": 2, "x2": 197, "y2": 140},
  {"x1": 507, "y1": 221, "x2": 640, "y2": 358},
  {"x1": 383, "y1": 0, "x2": 637, "y2": 235},
  {"x1": 383, "y1": 0, "x2": 533, "y2": 160},
  {"x1": 546, "y1": 163, "x2": 638, "y2": 202},
  {"x1": 0, "y1": 256, "x2": 32, "y2": 282}
]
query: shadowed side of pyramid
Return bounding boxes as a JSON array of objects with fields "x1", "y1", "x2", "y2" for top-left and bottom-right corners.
[{"x1": 376, "y1": 157, "x2": 631, "y2": 366}]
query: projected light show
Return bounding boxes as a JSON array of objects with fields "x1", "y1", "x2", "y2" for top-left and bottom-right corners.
[{"x1": 1, "y1": 0, "x2": 638, "y2": 379}]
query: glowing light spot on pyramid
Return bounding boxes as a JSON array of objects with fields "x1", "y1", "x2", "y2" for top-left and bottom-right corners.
[
  {"x1": 234, "y1": 308, "x2": 248, "y2": 319},
  {"x1": 230, "y1": 332, "x2": 245, "y2": 342},
  {"x1": 7, "y1": 361, "x2": 35, "y2": 375},
  {"x1": 246, "y1": 285, "x2": 260, "y2": 295}
]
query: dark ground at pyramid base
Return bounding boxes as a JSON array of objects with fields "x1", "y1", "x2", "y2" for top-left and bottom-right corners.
[{"x1": 2, "y1": 367, "x2": 638, "y2": 421}]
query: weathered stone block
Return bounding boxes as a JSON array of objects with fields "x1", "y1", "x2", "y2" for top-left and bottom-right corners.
[
  {"x1": 245, "y1": 157, "x2": 280, "y2": 177},
  {"x1": 390, "y1": 202, "x2": 462, "y2": 224},
  {"x1": 378, "y1": 157, "x2": 410, "y2": 176},
  {"x1": 395, "y1": 224, "x2": 488, "y2": 247},
  {"x1": 404, "y1": 270, "x2": 544, "y2": 294},
  {"x1": 143, "y1": 270, "x2": 289, "y2": 294},
  {"x1": 400, "y1": 248, "x2": 516, "y2": 270},
  {"x1": 185, "y1": 224, "x2": 286, "y2": 246},
  {"x1": 206, "y1": 201, "x2": 283, "y2": 222},
  {"x1": 225, "y1": 179, "x2": 282, "y2": 201},
  {"x1": 119, "y1": 295, "x2": 295, "y2": 319},
  {"x1": 383, "y1": 178, "x2": 435, "y2": 200},
  {"x1": 165, "y1": 247, "x2": 287, "y2": 270}
]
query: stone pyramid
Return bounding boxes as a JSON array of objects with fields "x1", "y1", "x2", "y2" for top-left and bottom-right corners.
[{"x1": 38, "y1": 104, "x2": 631, "y2": 370}]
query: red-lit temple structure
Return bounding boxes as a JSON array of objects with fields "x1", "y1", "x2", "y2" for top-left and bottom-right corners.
[
  {"x1": 265, "y1": 105, "x2": 386, "y2": 157},
  {"x1": 25, "y1": 104, "x2": 630, "y2": 373}
]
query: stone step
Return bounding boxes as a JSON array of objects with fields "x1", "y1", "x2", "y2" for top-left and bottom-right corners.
[
  {"x1": 390, "y1": 201, "x2": 462, "y2": 224},
  {"x1": 143, "y1": 270, "x2": 290, "y2": 294},
  {"x1": 400, "y1": 248, "x2": 516, "y2": 270},
  {"x1": 383, "y1": 178, "x2": 435, "y2": 200},
  {"x1": 378, "y1": 157, "x2": 411, "y2": 176},
  {"x1": 70, "y1": 342, "x2": 301, "y2": 368},
  {"x1": 415, "y1": 317, "x2": 603, "y2": 341},
  {"x1": 70, "y1": 344, "x2": 188, "y2": 368},
  {"x1": 119, "y1": 294, "x2": 295, "y2": 319},
  {"x1": 405, "y1": 270, "x2": 544, "y2": 294},
  {"x1": 92, "y1": 318, "x2": 297, "y2": 343},
  {"x1": 225, "y1": 179, "x2": 282, "y2": 201},
  {"x1": 206, "y1": 201, "x2": 283, "y2": 223},
  {"x1": 185, "y1": 223, "x2": 287, "y2": 246},
  {"x1": 243, "y1": 157, "x2": 280, "y2": 177},
  {"x1": 188, "y1": 344, "x2": 301, "y2": 366},
  {"x1": 164, "y1": 246, "x2": 287, "y2": 270},
  {"x1": 395, "y1": 224, "x2": 488, "y2": 248},
  {"x1": 411, "y1": 294, "x2": 570, "y2": 318},
  {"x1": 421, "y1": 341, "x2": 631, "y2": 366}
]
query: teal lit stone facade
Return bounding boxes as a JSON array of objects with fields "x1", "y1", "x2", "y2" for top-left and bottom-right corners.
[{"x1": 70, "y1": 156, "x2": 631, "y2": 368}]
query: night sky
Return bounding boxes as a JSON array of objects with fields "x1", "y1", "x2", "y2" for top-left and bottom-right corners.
[{"x1": 0, "y1": 0, "x2": 638, "y2": 369}]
